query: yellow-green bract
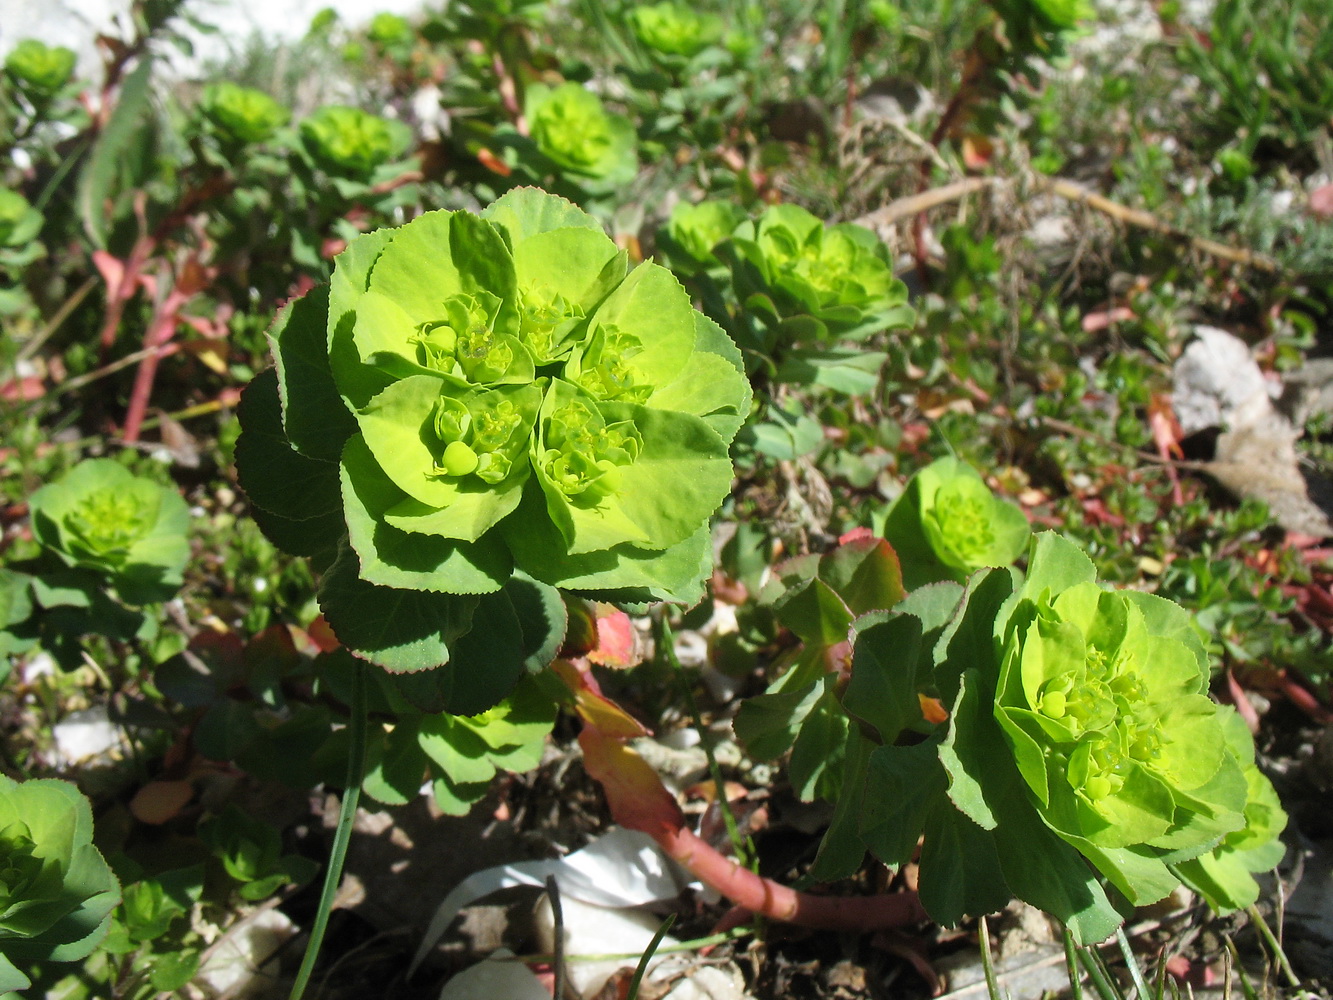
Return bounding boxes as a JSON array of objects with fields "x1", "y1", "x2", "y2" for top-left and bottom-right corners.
[
  {"x1": 298, "y1": 106, "x2": 411, "y2": 177},
  {"x1": 0, "y1": 777, "x2": 121, "y2": 993},
  {"x1": 333, "y1": 188, "x2": 747, "y2": 598},
  {"x1": 880, "y1": 456, "x2": 1031, "y2": 589}
]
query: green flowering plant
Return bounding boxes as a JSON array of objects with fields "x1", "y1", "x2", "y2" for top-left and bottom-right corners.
[
  {"x1": 0, "y1": 777, "x2": 121, "y2": 993},
  {"x1": 880, "y1": 456, "x2": 1031, "y2": 590},
  {"x1": 236, "y1": 188, "x2": 748, "y2": 708},
  {"x1": 816, "y1": 531, "x2": 1284, "y2": 942},
  {"x1": 523, "y1": 83, "x2": 638, "y2": 189},
  {"x1": 3, "y1": 39, "x2": 76, "y2": 96},
  {"x1": 198, "y1": 82, "x2": 289, "y2": 146},
  {"x1": 629, "y1": 3, "x2": 724, "y2": 60},
  {"x1": 199, "y1": 807, "x2": 318, "y2": 902},
  {"x1": 28, "y1": 460, "x2": 190, "y2": 607},
  {"x1": 298, "y1": 105, "x2": 412, "y2": 178}
]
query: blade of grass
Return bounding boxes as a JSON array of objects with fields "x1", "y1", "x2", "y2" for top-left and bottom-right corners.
[
  {"x1": 1116, "y1": 926, "x2": 1152, "y2": 1000},
  {"x1": 625, "y1": 913, "x2": 677, "y2": 1000},
  {"x1": 289, "y1": 659, "x2": 366, "y2": 1000}
]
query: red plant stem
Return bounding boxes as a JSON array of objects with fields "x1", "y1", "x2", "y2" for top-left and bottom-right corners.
[
  {"x1": 659, "y1": 823, "x2": 928, "y2": 931},
  {"x1": 98, "y1": 233, "x2": 156, "y2": 359},
  {"x1": 121, "y1": 300, "x2": 182, "y2": 444}
]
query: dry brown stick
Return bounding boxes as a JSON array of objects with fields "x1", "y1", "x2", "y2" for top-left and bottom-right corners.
[
  {"x1": 1036, "y1": 176, "x2": 1280, "y2": 272},
  {"x1": 852, "y1": 176, "x2": 997, "y2": 228},
  {"x1": 852, "y1": 173, "x2": 1281, "y2": 273}
]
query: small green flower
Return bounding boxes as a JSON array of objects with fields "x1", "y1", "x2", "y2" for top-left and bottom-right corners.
[
  {"x1": 300, "y1": 105, "x2": 410, "y2": 176},
  {"x1": 629, "y1": 2, "x2": 723, "y2": 58},
  {"x1": 0, "y1": 777, "x2": 121, "y2": 994},
  {"x1": 28, "y1": 460, "x2": 190, "y2": 605},
  {"x1": 199, "y1": 82, "x2": 289, "y2": 145},
  {"x1": 4, "y1": 39, "x2": 76, "y2": 95},
  {"x1": 525, "y1": 83, "x2": 637, "y2": 183}
]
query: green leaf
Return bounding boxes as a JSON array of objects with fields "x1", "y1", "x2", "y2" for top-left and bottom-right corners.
[
  {"x1": 236, "y1": 368, "x2": 345, "y2": 558},
  {"x1": 505, "y1": 490, "x2": 712, "y2": 602},
  {"x1": 788, "y1": 676, "x2": 850, "y2": 801},
  {"x1": 363, "y1": 720, "x2": 426, "y2": 805},
  {"x1": 774, "y1": 348, "x2": 887, "y2": 395},
  {"x1": 418, "y1": 716, "x2": 499, "y2": 786},
  {"x1": 648, "y1": 314, "x2": 752, "y2": 444},
  {"x1": 438, "y1": 589, "x2": 529, "y2": 715},
  {"x1": 1017, "y1": 531, "x2": 1097, "y2": 606},
  {"x1": 918, "y1": 803, "x2": 1010, "y2": 927},
  {"x1": 481, "y1": 186, "x2": 607, "y2": 242},
  {"x1": 861, "y1": 739, "x2": 949, "y2": 868},
  {"x1": 328, "y1": 228, "x2": 396, "y2": 410},
  {"x1": 317, "y1": 542, "x2": 478, "y2": 673},
  {"x1": 809, "y1": 731, "x2": 873, "y2": 881},
  {"x1": 76, "y1": 55, "x2": 153, "y2": 247},
  {"x1": 818, "y1": 534, "x2": 905, "y2": 615},
  {"x1": 843, "y1": 613, "x2": 923, "y2": 745},
  {"x1": 733, "y1": 682, "x2": 821, "y2": 760},
  {"x1": 268, "y1": 285, "x2": 357, "y2": 462}
]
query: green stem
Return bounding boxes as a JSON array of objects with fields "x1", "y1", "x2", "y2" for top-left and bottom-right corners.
[
  {"x1": 289, "y1": 659, "x2": 367, "y2": 1000},
  {"x1": 1246, "y1": 903, "x2": 1302, "y2": 989}
]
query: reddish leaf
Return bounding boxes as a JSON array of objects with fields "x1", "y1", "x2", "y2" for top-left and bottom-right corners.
[
  {"x1": 553, "y1": 659, "x2": 650, "y2": 740},
  {"x1": 586, "y1": 606, "x2": 641, "y2": 669},
  {"x1": 578, "y1": 725, "x2": 684, "y2": 838}
]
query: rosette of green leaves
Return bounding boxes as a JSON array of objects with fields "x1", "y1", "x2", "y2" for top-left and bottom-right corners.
[
  {"x1": 28, "y1": 460, "x2": 190, "y2": 606},
  {"x1": 199, "y1": 82, "x2": 289, "y2": 146},
  {"x1": 0, "y1": 777, "x2": 121, "y2": 993},
  {"x1": 298, "y1": 105, "x2": 412, "y2": 178},
  {"x1": 237, "y1": 188, "x2": 748, "y2": 700},
  {"x1": 629, "y1": 3, "x2": 723, "y2": 59},
  {"x1": 823, "y1": 532, "x2": 1270, "y2": 943},
  {"x1": 880, "y1": 456, "x2": 1031, "y2": 589},
  {"x1": 723, "y1": 203, "x2": 913, "y2": 341},
  {"x1": 524, "y1": 83, "x2": 637, "y2": 189},
  {"x1": 659, "y1": 200, "x2": 747, "y2": 277},
  {"x1": 4, "y1": 39, "x2": 76, "y2": 96}
]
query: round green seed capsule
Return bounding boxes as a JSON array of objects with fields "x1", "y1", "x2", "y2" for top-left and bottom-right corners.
[
  {"x1": 441, "y1": 440, "x2": 479, "y2": 477},
  {"x1": 1084, "y1": 775, "x2": 1112, "y2": 801},
  {"x1": 1040, "y1": 690, "x2": 1067, "y2": 719}
]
